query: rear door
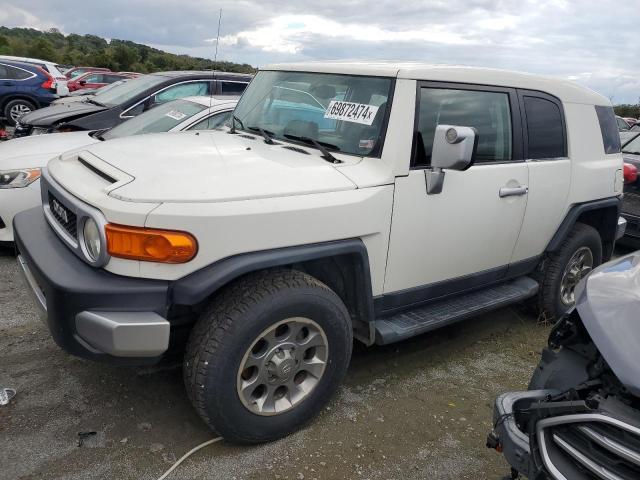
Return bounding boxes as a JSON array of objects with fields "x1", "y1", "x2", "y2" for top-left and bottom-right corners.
[{"x1": 383, "y1": 82, "x2": 529, "y2": 301}]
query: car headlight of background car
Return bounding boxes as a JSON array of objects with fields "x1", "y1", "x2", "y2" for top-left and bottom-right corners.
[
  {"x1": 82, "y1": 217, "x2": 103, "y2": 261},
  {"x1": 0, "y1": 168, "x2": 41, "y2": 189}
]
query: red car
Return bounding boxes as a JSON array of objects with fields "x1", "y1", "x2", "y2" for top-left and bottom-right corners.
[
  {"x1": 65, "y1": 66, "x2": 111, "y2": 80},
  {"x1": 67, "y1": 72, "x2": 138, "y2": 92}
]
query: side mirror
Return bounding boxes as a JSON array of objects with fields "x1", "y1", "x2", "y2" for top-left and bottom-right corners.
[
  {"x1": 425, "y1": 125, "x2": 477, "y2": 195},
  {"x1": 79, "y1": 80, "x2": 86, "y2": 86}
]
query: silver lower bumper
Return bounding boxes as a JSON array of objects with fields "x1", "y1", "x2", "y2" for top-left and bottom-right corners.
[
  {"x1": 17, "y1": 254, "x2": 47, "y2": 314},
  {"x1": 616, "y1": 216, "x2": 627, "y2": 240}
]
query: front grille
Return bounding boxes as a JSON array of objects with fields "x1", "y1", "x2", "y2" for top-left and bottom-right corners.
[
  {"x1": 48, "y1": 192, "x2": 77, "y2": 240},
  {"x1": 622, "y1": 192, "x2": 640, "y2": 218},
  {"x1": 540, "y1": 417, "x2": 640, "y2": 480}
]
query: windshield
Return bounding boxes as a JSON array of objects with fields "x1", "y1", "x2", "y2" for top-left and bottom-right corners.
[
  {"x1": 622, "y1": 134, "x2": 640, "y2": 155},
  {"x1": 93, "y1": 74, "x2": 165, "y2": 107},
  {"x1": 102, "y1": 99, "x2": 207, "y2": 140},
  {"x1": 232, "y1": 71, "x2": 393, "y2": 157}
]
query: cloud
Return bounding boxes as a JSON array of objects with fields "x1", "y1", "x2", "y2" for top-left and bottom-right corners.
[{"x1": 1, "y1": 0, "x2": 639, "y2": 103}]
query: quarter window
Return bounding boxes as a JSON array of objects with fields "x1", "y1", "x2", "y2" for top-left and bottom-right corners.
[
  {"x1": 523, "y1": 96, "x2": 565, "y2": 159},
  {"x1": 595, "y1": 106, "x2": 622, "y2": 154},
  {"x1": 415, "y1": 87, "x2": 512, "y2": 166},
  {"x1": 189, "y1": 111, "x2": 232, "y2": 130},
  {"x1": 0, "y1": 65, "x2": 9, "y2": 79},
  {"x1": 10, "y1": 66, "x2": 32, "y2": 80}
]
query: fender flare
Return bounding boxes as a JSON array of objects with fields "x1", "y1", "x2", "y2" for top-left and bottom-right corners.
[{"x1": 170, "y1": 238, "x2": 376, "y2": 324}]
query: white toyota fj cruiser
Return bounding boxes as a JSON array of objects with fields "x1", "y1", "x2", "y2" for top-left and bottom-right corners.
[{"x1": 14, "y1": 62, "x2": 626, "y2": 443}]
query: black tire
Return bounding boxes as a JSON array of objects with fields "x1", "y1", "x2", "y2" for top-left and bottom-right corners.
[
  {"x1": 183, "y1": 269, "x2": 353, "y2": 444},
  {"x1": 536, "y1": 223, "x2": 602, "y2": 321},
  {"x1": 3, "y1": 98, "x2": 36, "y2": 126}
]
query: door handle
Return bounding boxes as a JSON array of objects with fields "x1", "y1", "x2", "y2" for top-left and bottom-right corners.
[{"x1": 499, "y1": 185, "x2": 528, "y2": 198}]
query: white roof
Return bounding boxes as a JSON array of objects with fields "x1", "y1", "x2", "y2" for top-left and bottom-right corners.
[
  {"x1": 180, "y1": 95, "x2": 240, "y2": 108},
  {"x1": 264, "y1": 61, "x2": 609, "y2": 106}
]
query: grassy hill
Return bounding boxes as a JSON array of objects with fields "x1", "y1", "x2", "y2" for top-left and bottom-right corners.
[{"x1": 0, "y1": 26, "x2": 255, "y2": 74}]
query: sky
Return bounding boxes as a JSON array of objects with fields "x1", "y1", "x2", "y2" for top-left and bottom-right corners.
[{"x1": 1, "y1": 0, "x2": 639, "y2": 104}]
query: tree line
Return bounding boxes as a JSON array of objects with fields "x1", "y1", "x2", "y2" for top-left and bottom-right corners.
[
  {"x1": 0, "y1": 26, "x2": 255, "y2": 74},
  {"x1": 614, "y1": 105, "x2": 640, "y2": 119}
]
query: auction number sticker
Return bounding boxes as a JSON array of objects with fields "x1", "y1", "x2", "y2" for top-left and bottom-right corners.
[
  {"x1": 324, "y1": 101, "x2": 379, "y2": 125},
  {"x1": 165, "y1": 110, "x2": 187, "y2": 121}
]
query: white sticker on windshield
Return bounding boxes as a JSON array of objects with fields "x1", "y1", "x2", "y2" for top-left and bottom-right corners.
[
  {"x1": 324, "y1": 101, "x2": 380, "y2": 125},
  {"x1": 165, "y1": 110, "x2": 187, "y2": 121}
]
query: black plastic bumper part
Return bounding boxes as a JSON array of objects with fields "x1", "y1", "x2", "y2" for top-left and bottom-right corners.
[{"x1": 13, "y1": 207, "x2": 170, "y2": 364}]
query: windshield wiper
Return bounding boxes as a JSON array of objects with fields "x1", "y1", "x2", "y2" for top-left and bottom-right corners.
[
  {"x1": 623, "y1": 151, "x2": 640, "y2": 155},
  {"x1": 247, "y1": 126, "x2": 277, "y2": 144},
  {"x1": 229, "y1": 114, "x2": 244, "y2": 134},
  {"x1": 89, "y1": 128, "x2": 110, "y2": 141},
  {"x1": 283, "y1": 134, "x2": 341, "y2": 164},
  {"x1": 85, "y1": 98, "x2": 106, "y2": 107}
]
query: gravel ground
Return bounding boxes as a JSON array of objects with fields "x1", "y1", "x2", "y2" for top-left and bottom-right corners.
[{"x1": 0, "y1": 245, "x2": 553, "y2": 480}]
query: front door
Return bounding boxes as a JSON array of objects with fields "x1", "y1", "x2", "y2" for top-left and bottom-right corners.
[{"x1": 383, "y1": 83, "x2": 528, "y2": 307}]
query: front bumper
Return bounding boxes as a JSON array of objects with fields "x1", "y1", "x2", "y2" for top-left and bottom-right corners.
[
  {"x1": 620, "y1": 213, "x2": 640, "y2": 246},
  {"x1": 14, "y1": 207, "x2": 171, "y2": 364},
  {"x1": 491, "y1": 389, "x2": 559, "y2": 478}
]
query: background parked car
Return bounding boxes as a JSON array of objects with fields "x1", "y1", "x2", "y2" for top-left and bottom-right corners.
[
  {"x1": 0, "y1": 95, "x2": 237, "y2": 243},
  {"x1": 617, "y1": 115, "x2": 631, "y2": 131},
  {"x1": 13, "y1": 70, "x2": 252, "y2": 137},
  {"x1": 0, "y1": 60, "x2": 58, "y2": 126},
  {"x1": 623, "y1": 116, "x2": 638, "y2": 127},
  {"x1": 0, "y1": 55, "x2": 68, "y2": 96},
  {"x1": 620, "y1": 132, "x2": 640, "y2": 246},
  {"x1": 64, "y1": 66, "x2": 111, "y2": 80},
  {"x1": 67, "y1": 71, "x2": 138, "y2": 92}
]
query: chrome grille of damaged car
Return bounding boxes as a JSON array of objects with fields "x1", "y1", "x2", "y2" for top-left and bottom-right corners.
[
  {"x1": 40, "y1": 168, "x2": 110, "y2": 267},
  {"x1": 537, "y1": 414, "x2": 640, "y2": 480}
]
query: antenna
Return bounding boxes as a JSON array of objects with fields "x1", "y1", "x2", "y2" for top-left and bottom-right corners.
[{"x1": 210, "y1": 8, "x2": 222, "y2": 114}]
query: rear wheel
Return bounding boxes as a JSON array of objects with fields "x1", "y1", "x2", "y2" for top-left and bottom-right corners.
[
  {"x1": 536, "y1": 223, "x2": 602, "y2": 321},
  {"x1": 4, "y1": 99, "x2": 36, "y2": 126},
  {"x1": 183, "y1": 269, "x2": 353, "y2": 443}
]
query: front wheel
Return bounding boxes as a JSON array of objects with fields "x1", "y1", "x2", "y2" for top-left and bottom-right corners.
[
  {"x1": 183, "y1": 269, "x2": 353, "y2": 443},
  {"x1": 4, "y1": 99, "x2": 36, "y2": 126},
  {"x1": 536, "y1": 223, "x2": 602, "y2": 321}
]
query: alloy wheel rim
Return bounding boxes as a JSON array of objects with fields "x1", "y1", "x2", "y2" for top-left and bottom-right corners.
[
  {"x1": 560, "y1": 247, "x2": 594, "y2": 306},
  {"x1": 237, "y1": 317, "x2": 329, "y2": 416},
  {"x1": 9, "y1": 104, "x2": 32, "y2": 122}
]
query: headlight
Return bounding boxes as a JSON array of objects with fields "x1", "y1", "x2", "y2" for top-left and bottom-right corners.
[
  {"x1": 30, "y1": 127, "x2": 49, "y2": 136},
  {"x1": 0, "y1": 168, "x2": 41, "y2": 189},
  {"x1": 83, "y1": 218, "x2": 102, "y2": 261}
]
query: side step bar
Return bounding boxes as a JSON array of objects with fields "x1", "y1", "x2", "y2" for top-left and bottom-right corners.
[{"x1": 374, "y1": 277, "x2": 539, "y2": 345}]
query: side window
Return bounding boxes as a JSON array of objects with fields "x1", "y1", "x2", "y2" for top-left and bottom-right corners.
[
  {"x1": 104, "y1": 75, "x2": 123, "y2": 83},
  {"x1": 126, "y1": 102, "x2": 145, "y2": 117},
  {"x1": 0, "y1": 65, "x2": 10, "y2": 79},
  {"x1": 83, "y1": 74, "x2": 102, "y2": 83},
  {"x1": 523, "y1": 96, "x2": 565, "y2": 159},
  {"x1": 10, "y1": 67, "x2": 32, "y2": 80},
  {"x1": 189, "y1": 111, "x2": 232, "y2": 130},
  {"x1": 595, "y1": 106, "x2": 622, "y2": 154},
  {"x1": 153, "y1": 82, "x2": 210, "y2": 104},
  {"x1": 617, "y1": 117, "x2": 630, "y2": 131},
  {"x1": 220, "y1": 81, "x2": 247, "y2": 95},
  {"x1": 415, "y1": 87, "x2": 512, "y2": 166}
]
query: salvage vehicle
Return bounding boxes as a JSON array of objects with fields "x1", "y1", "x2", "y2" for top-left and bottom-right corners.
[
  {"x1": 64, "y1": 66, "x2": 111, "y2": 80},
  {"x1": 488, "y1": 252, "x2": 640, "y2": 480},
  {"x1": 14, "y1": 63, "x2": 625, "y2": 443},
  {"x1": 0, "y1": 60, "x2": 59, "y2": 126},
  {"x1": 619, "y1": 132, "x2": 640, "y2": 247},
  {"x1": 13, "y1": 71, "x2": 251, "y2": 137},
  {"x1": 0, "y1": 96, "x2": 237, "y2": 243}
]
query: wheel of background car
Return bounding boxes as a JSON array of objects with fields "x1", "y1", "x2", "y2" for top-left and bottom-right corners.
[
  {"x1": 183, "y1": 269, "x2": 353, "y2": 444},
  {"x1": 4, "y1": 98, "x2": 36, "y2": 126},
  {"x1": 535, "y1": 223, "x2": 602, "y2": 321}
]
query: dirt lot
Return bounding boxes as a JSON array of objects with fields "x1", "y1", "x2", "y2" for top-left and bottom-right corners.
[{"x1": 0, "y1": 245, "x2": 553, "y2": 480}]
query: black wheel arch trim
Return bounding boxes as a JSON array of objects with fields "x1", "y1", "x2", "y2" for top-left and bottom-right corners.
[
  {"x1": 546, "y1": 197, "x2": 622, "y2": 254},
  {"x1": 170, "y1": 238, "x2": 376, "y2": 334}
]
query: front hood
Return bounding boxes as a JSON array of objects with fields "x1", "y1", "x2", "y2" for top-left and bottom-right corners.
[
  {"x1": 0, "y1": 131, "x2": 96, "y2": 170},
  {"x1": 85, "y1": 131, "x2": 357, "y2": 203},
  {"x1": 575, "y1": 252, "x2": 640, "y2": 396},
  {"x1": 19, "y1": 101, "x2": 106, "y2": 126}
]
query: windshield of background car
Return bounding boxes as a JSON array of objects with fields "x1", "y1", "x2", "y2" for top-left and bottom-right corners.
[
  {"x1": 622, "y1": 134, "x2": 640, "y2": 155},
  {"x1": 93, "y1": 74, "x2": 165, "y2": 107},
  {"x1": 102, "y1": 99, "x2": 207, "y2": 140},
  {"x1": 232, "y1": 71, "x2": 394, "y2": 157}
]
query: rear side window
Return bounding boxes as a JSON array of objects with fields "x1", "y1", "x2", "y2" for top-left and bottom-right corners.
[
  {"x1": 220, "y1": 81, "x2": 247, "y2": 94},
  {"x1": 415, "y1": 87, "x2": 512, "y2": 165},
  {"x1": 0, "y1": 65, "x2": 9, "y2": 79},
  {"x1": 10, "y1": 67, "x2": 32, "y2": 80},
  {"x1": 523, "y1": 96, "x2": 565, "y2": 159},
  {"x1": 595, "y1": 106, "x2": 622, "y2": 154}
]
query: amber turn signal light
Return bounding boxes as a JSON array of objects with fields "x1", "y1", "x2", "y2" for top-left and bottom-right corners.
[{"x1": 105, "y1": 224, "x2": 198, "y2": 263}]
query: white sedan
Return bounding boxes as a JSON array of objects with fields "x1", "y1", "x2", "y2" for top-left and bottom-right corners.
[{"x1": 0, "y1": 96, "x2": 237, "y2": 242}]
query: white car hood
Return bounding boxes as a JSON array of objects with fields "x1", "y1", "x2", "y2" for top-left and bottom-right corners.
[
  {"x1": 0, "y1": 131, "x2": 96, "y2": 170},
  {"x1": 84, "y1": 131, "x2": 358, "y2": 203}
]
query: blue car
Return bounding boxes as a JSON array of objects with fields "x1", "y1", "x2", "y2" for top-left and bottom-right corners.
[{"x1": 0, "y1": 60, "x2": 58, "y2": 126}]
